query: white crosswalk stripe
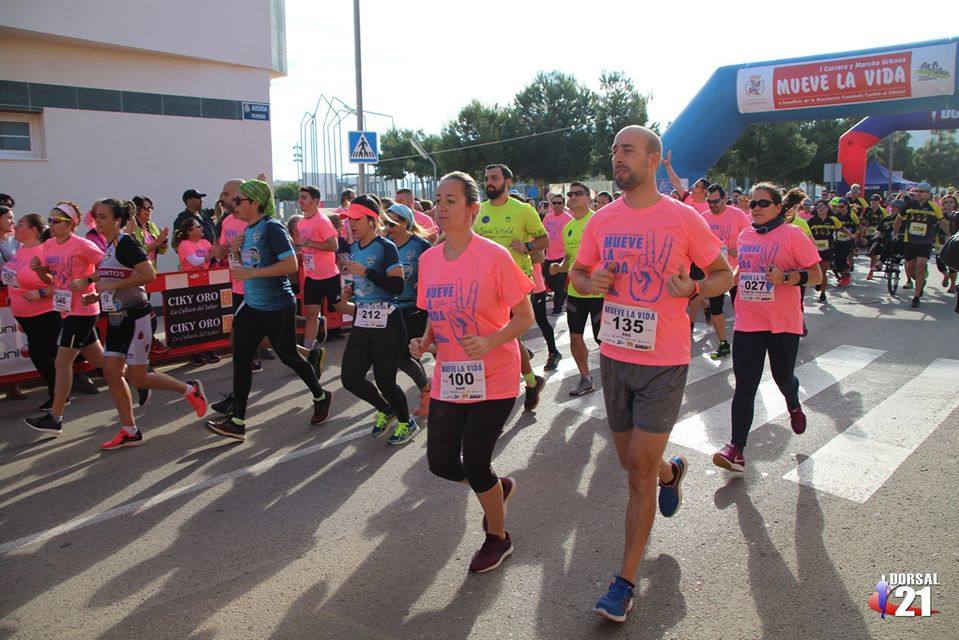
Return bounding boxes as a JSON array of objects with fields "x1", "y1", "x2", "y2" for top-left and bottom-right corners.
[
  {"x1": 783, "y1": 358, "x2": 959, "y2": 503},
  {"x1": 669, "y1": 345, "x2": 884, "y2": 455}
]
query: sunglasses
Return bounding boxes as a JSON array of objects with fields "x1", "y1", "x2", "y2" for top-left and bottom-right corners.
[
  {"x1": 706, "y1": 197, "x2": 723, "y2": 205},
  {"x1": 914, "y1": 189, "x2": 928, "y2": 193},
  {"x1": 567, "y1": 190, "x2": 586, "y2": 197},
  {"x1": 48, "y1": 216, "x2": 71, "y2": 225},
  {"x1": 384, "y1": 217, "x2": 403, "y2": 228},
  {"x1": 749, "y1": 199, "x2": 776, "y2": 209},
  {"x1": 232, "y1": 196, "x2": 251, "y2": 205},
  {"x1": 551, "y1": 201, "x2": 564, "y2": 206}
]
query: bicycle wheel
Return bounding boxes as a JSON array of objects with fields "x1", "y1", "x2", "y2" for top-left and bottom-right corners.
[{"x1": 886, "y1": 262, "x2": 900, "y2": 296}]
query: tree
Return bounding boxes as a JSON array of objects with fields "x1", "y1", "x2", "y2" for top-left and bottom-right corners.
[
  {"x1": 510, "y1": 71, "x2": 596, "y2": 184},
  {"x1": 913, "y1": 130, "x2": 959, "y2": 187},
  {"x1": 790, "y1": 118, "x2": 857, "y2": 183},
  {"x1": 712, "y1": 122, "x2": 816, "y2": 185},
  {"x1": 591, "y1": 70, "x2": 651, "y2": 177},
  {"x1": 376, "y1": 128, "x2": 416, "y2": 182},
  {"x1": 868, "y1": 131, "x2": 916, "y2": 181},
  {"x1": 437, "y1": 100, "x2": 516, "y2": 176},
  {"x1": 273, "y1": 181, "x2": 299, "y2": 202}
]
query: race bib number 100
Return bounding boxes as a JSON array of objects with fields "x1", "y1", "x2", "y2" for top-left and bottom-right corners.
[
  {"x1": 739, "y1": 272, "x2": 775, "y2": 302},
  {"x1": 354, "y1": 302, "x2": 391, "y2": 329},
  {"x1": 598, "y1": 301, "x2": 657, "y2": 351},
  {"x1": 439, "y1": 361, "x2": 486, "y2": 401}
]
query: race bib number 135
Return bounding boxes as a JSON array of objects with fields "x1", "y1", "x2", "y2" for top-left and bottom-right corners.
[{"x1": 598, "y1": 301, "x2": 657, "y2": 351}]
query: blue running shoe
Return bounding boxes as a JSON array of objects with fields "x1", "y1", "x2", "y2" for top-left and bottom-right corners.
[
  {"x1": 658, "y1": 455, "x2": 687, "y2": 517},
  {"x1": 387, "y1": 417, "x2": 419, "y2": 445},
  {"x1": 371, "y1": 411, "x2": 396, "y2": 438},
  {"x1": 593, "y1": 576, "x2": 634, "y2": 623}
]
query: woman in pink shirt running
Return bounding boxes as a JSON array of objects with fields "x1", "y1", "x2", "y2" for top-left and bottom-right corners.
[
  {"x1": 410, "y1": 171, "x2": 534, "y2": 574},
  {"x1": 713, "y1": 183, "x2": 823, "y2": 474},
  {"x1": 3, "y1": 213, "x2": 58, "y2": 409}
]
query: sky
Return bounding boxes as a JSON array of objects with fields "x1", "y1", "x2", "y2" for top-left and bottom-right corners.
[{"x1": 268, "y1": 0, "x2": 958, "y2": 181}]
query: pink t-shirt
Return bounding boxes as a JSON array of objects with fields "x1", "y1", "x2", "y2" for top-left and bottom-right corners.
[
  {"x1": 683, "y1": 194, "x2": 710, "y2": 213},
  {"x1": 41, "y1": 234, "x2": 104, "y2": 317},
  {"x1": 177, "y1": 239, "x2": 212, "y2": 272},
  {"x1": 219, "y1": 214, "x2": 248, "y2": 294},
  {"x1": 4, "y1": 244, "x2": 54, "y2": 317},
  {"x1": 418, "y1": 235, "x2": 534, "y2": 403},
  {"x1": 532, "y1": 261, "x2": 546, "y2": 294},
  {"x1": 733, "y1": 223, "x2": 821, "y2": 334},
  {"x1": 576, "y1": 195, "x2": 722, "y2": 366},
  {"x1": 700, "y1": 205, "x2": 752, "y2": 269},
  {"x1": 299, "y1": 212, "x2": 339, "y2": 280},
  {"x1": 413, "y1": 210, "x2": 438, "y2": 237},
  {"x1": 544, "y1": 210, "x2": 573, "y2": 260}
]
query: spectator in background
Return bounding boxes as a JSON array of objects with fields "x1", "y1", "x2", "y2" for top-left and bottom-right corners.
[
  {"x1": 0, "y1": 205, "x2": 26, "y2": 400},
  {"x1": 174, "y1": 218, "x2": 219, "y2": 365},
  {"x1": 173, "y1": 189, "x2": 216, "y2": 243},
  {"x1": 128, "y1": 196, "x2": 169, "y2": 266},
  {"x1": 334, "y1": 189, "x2": 356, "y2": 244},
  {"x1": 0, "y1": 193, "x2": 13, "y2": 208}
]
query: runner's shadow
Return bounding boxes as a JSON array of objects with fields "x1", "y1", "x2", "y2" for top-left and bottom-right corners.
[{"x1": 713, "y1": 475, "x2": 870, "y2": 639}]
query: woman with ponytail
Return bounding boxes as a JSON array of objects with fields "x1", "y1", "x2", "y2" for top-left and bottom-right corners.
[{"x1": 712, "y1": 182, "x2": 823, "y2": 474}]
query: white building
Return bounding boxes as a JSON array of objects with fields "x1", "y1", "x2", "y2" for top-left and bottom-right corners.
[{"x1": 0, "y1": 0, "x2": 286, "y2": 271}]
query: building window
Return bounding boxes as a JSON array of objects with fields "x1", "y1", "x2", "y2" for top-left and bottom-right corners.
[{"x1": 0, "y1": 112, "x2": 43, "y2": 160}]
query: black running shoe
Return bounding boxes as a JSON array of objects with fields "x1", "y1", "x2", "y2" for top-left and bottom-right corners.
[
  {"x1": 24, "y1": 413, "x2": 62, "y2": 435},
  {"x1": 74, "y1": 372, "x2": 99, "y2": 395},
  {"x1": 311, "y1": 391, "x2": 333, "y2": 425},
  {"x1": 205, "y1": 416, "x2": 245, "y2": 441},
  {"x1": 316, "y1": 316, "x2": 328, "y2": 344},
  {"x1": 308, "y1": 345, "x2": 326, "y2": 380},
  {"x1": 544, "y1": 351, "x2": 562, "y2": 371},
  {"x1": 523, "y1": 375, "x2": 545, "y2": 412},
  {"x1": 211, "y1": 392, "x2": 234, "y2": 415},
  {"x1": 137, "y1": 386, "x2": 152, "y2": 407}
]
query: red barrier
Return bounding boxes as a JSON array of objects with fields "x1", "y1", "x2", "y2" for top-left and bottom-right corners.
[{"x1": 0, "y1": 266, "x2": 349, "y2": 386}]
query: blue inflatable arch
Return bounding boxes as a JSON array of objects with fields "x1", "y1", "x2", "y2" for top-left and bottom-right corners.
[{"x1": 658, "y1": 37, "x2": 959, "y2": 189}]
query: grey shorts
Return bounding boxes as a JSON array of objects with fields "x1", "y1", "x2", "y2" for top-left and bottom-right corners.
[{"x1": 600, "y1": 354, "x2": 689, "y2": 434}]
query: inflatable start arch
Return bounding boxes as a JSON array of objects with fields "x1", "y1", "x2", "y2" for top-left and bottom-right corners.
[
  {"x1": 658, "y1": 38, "x2": 959, "y2": 188},
  {"x1": 837, "y1": 109, "x2": 959, "y2": 188}
]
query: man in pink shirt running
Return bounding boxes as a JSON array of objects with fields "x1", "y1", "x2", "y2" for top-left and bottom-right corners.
[{"x1": 571, "y1": 126, "x2": 733, "y2": 623}]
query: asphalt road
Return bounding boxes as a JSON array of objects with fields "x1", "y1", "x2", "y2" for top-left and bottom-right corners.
[{"x1": 2, "y1": 262, "x2": 957, "y2": 640}]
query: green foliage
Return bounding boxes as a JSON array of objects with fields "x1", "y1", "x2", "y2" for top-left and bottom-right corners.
[{"x1": 913, "y1": 131, "x2": 959, "y2": 188}]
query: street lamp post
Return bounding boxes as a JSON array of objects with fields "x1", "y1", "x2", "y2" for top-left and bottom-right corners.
[{"x1": 353, "y1": 0, "x2": 366, "y2": 193}]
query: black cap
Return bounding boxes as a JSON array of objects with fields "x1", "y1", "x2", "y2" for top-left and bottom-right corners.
[{"x1": 182, "y1": 189, "x2": 206, "y2": 202}]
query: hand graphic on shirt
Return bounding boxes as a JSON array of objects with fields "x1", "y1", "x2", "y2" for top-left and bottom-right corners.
[
  {"x1": 758, "y1": 243, "x2": 780, "y2": 270},
  {"x1": 447, "y1": 278, "x2": 480, "y2": 344},
  {"x1": 627, "y1": 230, "x2": 673, "y2": 303}
]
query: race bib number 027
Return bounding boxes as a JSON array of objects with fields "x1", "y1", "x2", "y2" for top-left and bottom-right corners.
[
  {"x1": 598, "y1": 301, "x2": 657, "y2": 351},
  {"x1": 739, "y1": 272, "x2": 775, "y2": 302}
]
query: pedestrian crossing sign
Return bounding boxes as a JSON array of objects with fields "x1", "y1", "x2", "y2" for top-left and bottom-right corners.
[{"x1": 348, "y1": 130, "x2": 379, "y2": 164}]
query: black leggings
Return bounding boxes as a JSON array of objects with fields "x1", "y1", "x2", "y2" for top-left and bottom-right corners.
[
  {"x1": 398, "y1": 306, "x2": 429, "y2": 390},
  {"x1": 341, "y1": 309, "x2": 410, "y2": 422},
  {"x1": 15, "y1": 311, "x2": 61, "y2": 397},
  {"x1": 833, "y1": 241, "x2": 854, "y2": 273},
  {"x1": 531, "y1": 292, "x2": 557, "y2": 355},
  {"x1": 731, "y1": 330, "x2": 801, "y2": 450},
  {"x1": 543, "y1": 259, "x2": 568, "y2": 310},
  {"x1": 427, "y1": 397, "x2": 516, "y2": 493},
  {"x1": 232, "y1": 301, "x2": 324, "y2": 420}
]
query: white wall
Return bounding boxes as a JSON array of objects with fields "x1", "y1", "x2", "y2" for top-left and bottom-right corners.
[
  {"x1": 0, "y1": 32, "x2": 269, "y2": 100},
  {"x1": 0, "y1": 0, "x2": 278, "y2": 74},
  {"x1": 0, "y1": 107, "x2": 272, "y2": 273},
  {"x1": 0, "y1": 29, "x2": 276, "y2": 273}
]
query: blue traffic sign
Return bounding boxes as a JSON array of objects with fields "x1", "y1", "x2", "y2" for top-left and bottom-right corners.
[
  {"x1": 348, "y1": 130, "x2": 379, "y2": 164},
  {"x1": 241, "y1": 102, "x2": 270, "y2": 121}
]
